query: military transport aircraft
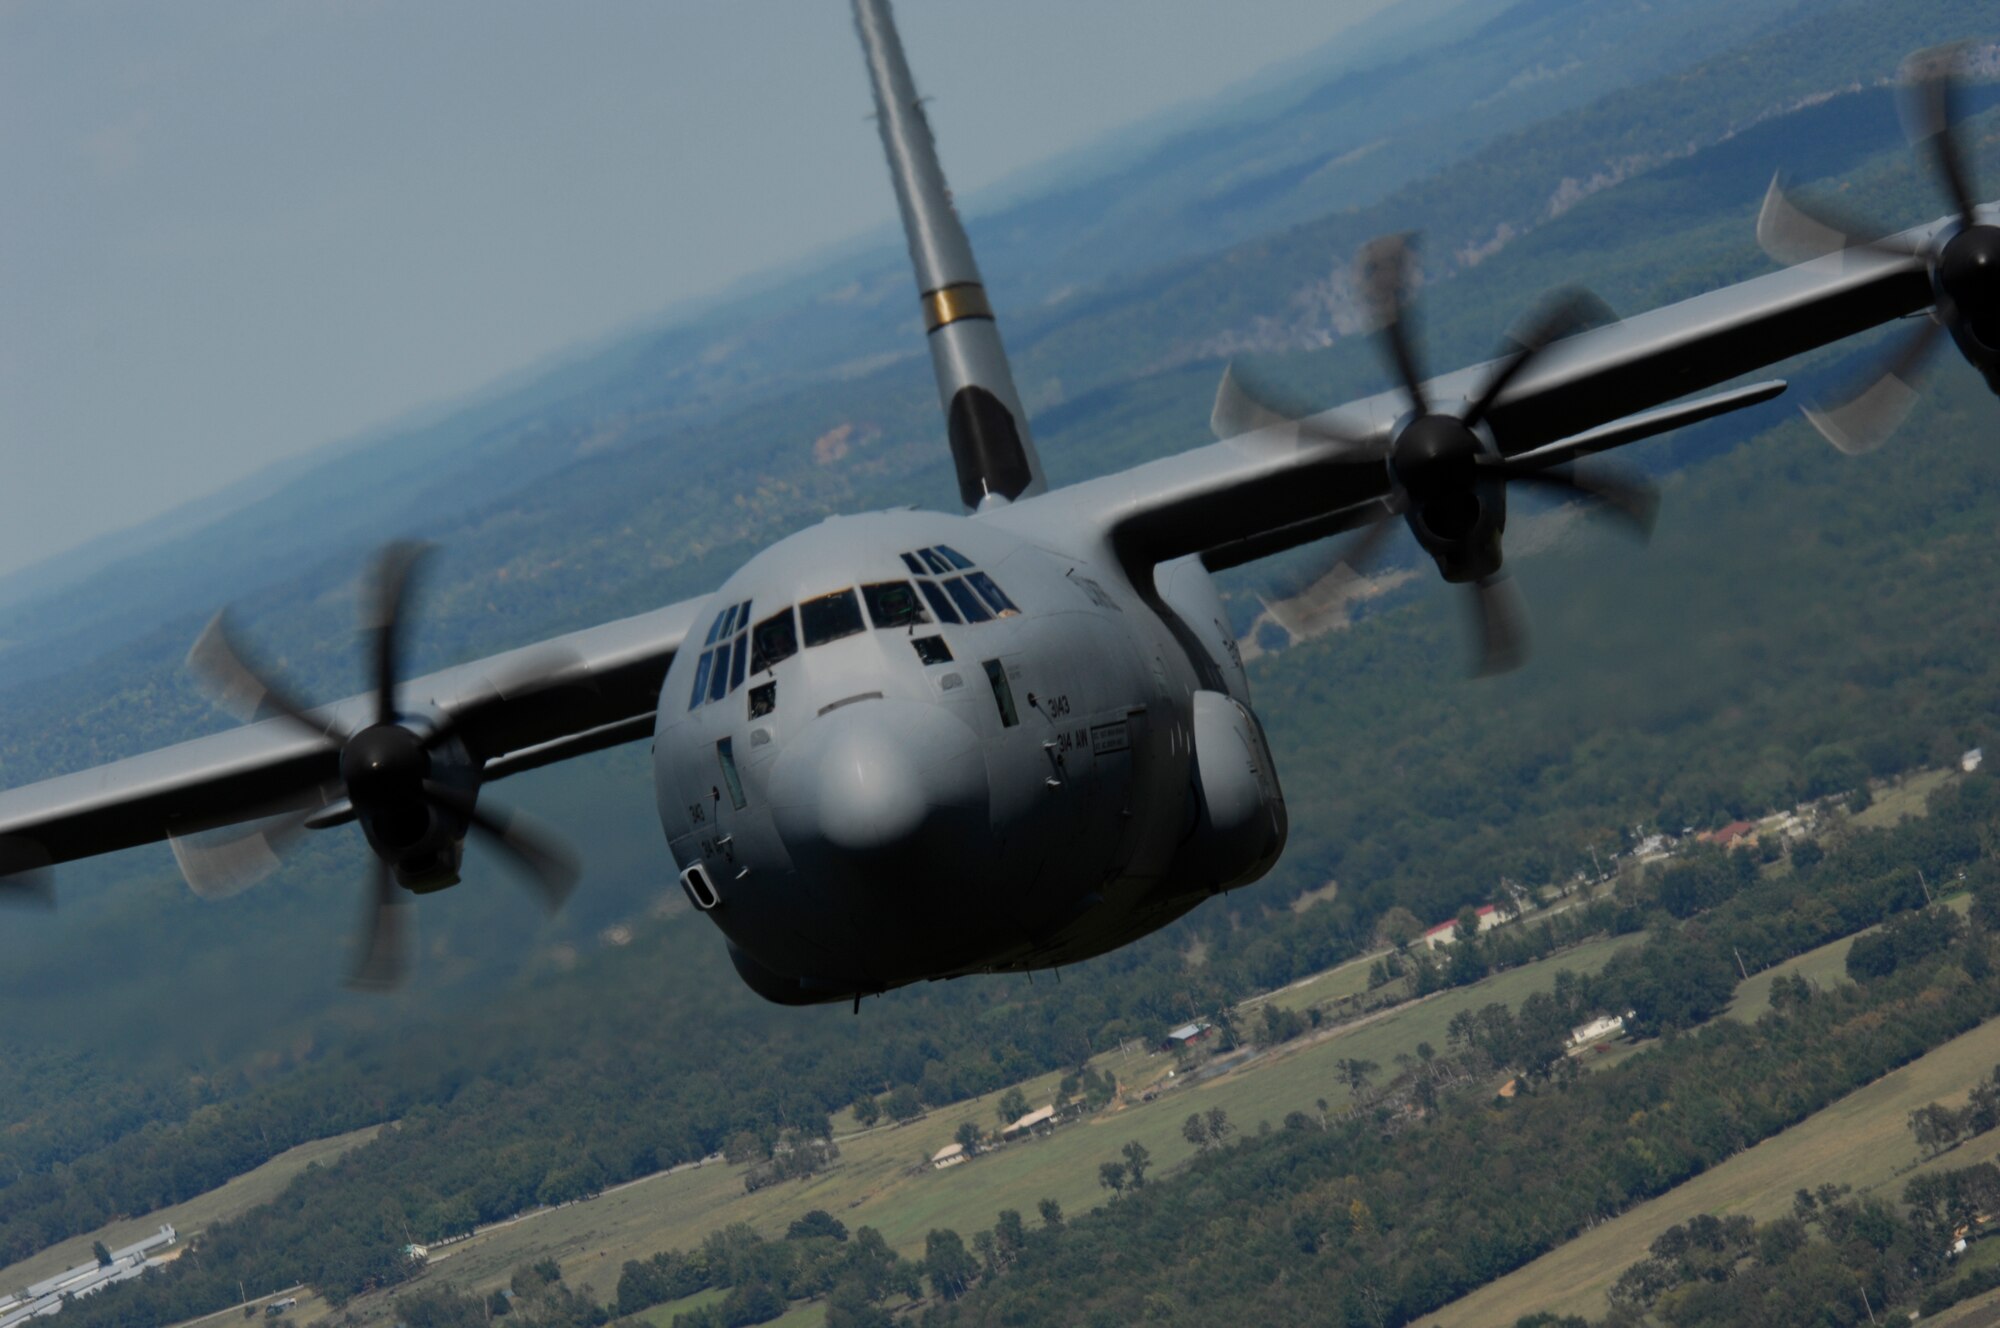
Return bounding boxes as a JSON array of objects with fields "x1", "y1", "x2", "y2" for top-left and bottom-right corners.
[{"x1": 2, "y1": 2, "x2": 1997, "y2": 1004}]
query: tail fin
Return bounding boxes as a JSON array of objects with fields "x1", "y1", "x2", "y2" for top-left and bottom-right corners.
[{"x1": 852, "y1": 0, "x2": 1047, "y2": 510}]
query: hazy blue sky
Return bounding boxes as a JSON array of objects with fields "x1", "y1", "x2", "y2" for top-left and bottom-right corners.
[{"x1": 0, "y1": 0, "x2": 1399, "y2": 579}]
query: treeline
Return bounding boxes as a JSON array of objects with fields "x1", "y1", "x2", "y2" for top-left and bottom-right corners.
[
  {"x1": 33, "y1": 753, "x2": 2000, "y2": 1322},
  {"x1": 608, "y1": 1213, "x2": 920, "y2": 1327},
  {"x1": 1593, "y1": 1161, "x2": 2000, "y2": 1325},
  {"x1": 912, "y1": 782, "x2": 2000, "y2": 1325},
  {"x1": 924, "y1": 925, "x2": 2000, "y2": 1325}
]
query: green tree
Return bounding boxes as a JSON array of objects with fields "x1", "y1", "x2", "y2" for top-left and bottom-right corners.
[
  {"x1": 923, "y1": 1228, "x2": 976, "y2": 1302},
  {"x1": 786, "y1": 1210, "x2": 847, "y2": 1242},
  {"x1": 92, "y1": 1240, "x2": 111, "y2": 1268},
  {"x1": 851, "y1": 1095, "x2": 880, "y2": 1128},
  {"x1": 1097, "y1": 1160, "x2": 1127, "y2": 1194},
  {"x1": 1378, "y1": 905, "x2": 1425, "y2": 950},
  {"x1": 884, "y1": 1085, "x2": 923, "y2": 1124},
  {"x1": 954, "y1": 1120, "x2": 983, "y2": 1155},
  {"x1": 993, "y1": 1209, "x2": 1027, "y2": 1258},
  {"x1": 995, "y1": 1088, "x2": 1029, "y2": 1127},
  {"x1": 1336, "y1": 1057, "x2": 1379, "y2": 1098},
  {"x1": 1182, "y1": 1113, "x2": 1209, "y2": 1149},
  {"x1": 1036, "y1": 1198, "x2": 1063, "y2": 1229},
  {"x1": 1121, "y1": 1140, "x2": 1151, "y2": 1188}
]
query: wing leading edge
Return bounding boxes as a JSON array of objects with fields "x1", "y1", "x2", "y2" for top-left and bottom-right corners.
[
  {"x1": 0, "y1": 598, "x2": 701, "y2": 872},
  {"x1": 1010, "y1": 219, "x2": 1949, "y2": 576}
]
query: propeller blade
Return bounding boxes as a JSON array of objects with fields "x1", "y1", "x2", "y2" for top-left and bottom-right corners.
[
  {"x1": 169, "y1": 805, "x2": 316, "y2": 900},
  {"x1": 1899, "y1": 45, "x2": 1978, "y2": 226},
  {"x1": 0, "y1": 837, "x2": 54, "y2": 909},
  {"x1": 1359, "y1": 233, "x2": 1428, "y2": 415},
  {"x1": 1258, "y1": 515, "x2": 1400, "y2": 642},
  {"x1": 1209, "y1": 363, "x2": 1386, "y2": 460},
  {"x1": 364, "y1": 541, "x2": 431, "y2": 727},
  {"x1": 1755, "y1": 174, "x2": 1925, "y2": 268},
  {"x1": 348, "y1": 858, "x2": 407, "y2": 991},
  {"x1": 187, "y1": 612, "x2": 341, "y2": 739},
  {"x1": 1491, "y1": 460, "x2": 1661, "y2": 539},
  {"x1": 1800, "y1": 315, "x2": 1946, "y2": 455},
  {"x1": 1463, "y1": 288, "x2": 1615, "y2": 428},
  {"x1": 1467, "y1": 572, "x2": 1529, "y2": 678},
  {"x1": 1211, "y1": 361, "x2": 1296, "y2": 439},
  {"x1": 425, "y1": 783, "x2": 579, "y2": 912}
]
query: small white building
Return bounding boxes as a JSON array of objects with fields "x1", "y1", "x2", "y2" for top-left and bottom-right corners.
[
  {"x1": 1001, "y1": 1105, "x2": 1056, "y2": 1141},
  {"x1": 1567, "y1": 1014, "x2": 1626, "y2": 1050},
  {"x1": 930, "y1": 1142, "x2": 968, "y2": 1169},
  {"x1": 1964, "y1": 748, "x2": 1984, "y2": 773}
]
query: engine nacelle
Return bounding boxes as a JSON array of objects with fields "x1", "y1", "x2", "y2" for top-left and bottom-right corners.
[
  {"x1": 1938, "y1": 223, "x2": 2000, "y2": 395},
  {"x1": 1187, "y1": 690, "x2": 1287, "y2": 890}
]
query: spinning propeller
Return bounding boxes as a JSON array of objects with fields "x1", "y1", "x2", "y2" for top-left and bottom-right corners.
[
  {"x1": 182, "y1": 542, "x2": 578, "y2": 989},
  {"x1": 1224, "y1": 234, "x2": 1657, "y2": 675},
  {"x1": 1758, "y1": 43, "x2": 2000, "y2": 454}
]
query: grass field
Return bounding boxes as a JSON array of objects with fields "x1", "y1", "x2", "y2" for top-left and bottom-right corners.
[
  {"x1": 1249, "y1": 948, "x2": 1391, "y2": 1015},
  {"x1": 319, "y1": 934, "x2": 1638, "y2": 1324},
  {"x1": 1431, "y1": 990, "x2": 2000, "y2": 1324},
  {"x1": 1726, "y1": 893, "x2": 1972, "y2": 1024},
  {"x1": 1, "y1": 1124, "x2": 383, "y2": 1295},
  {"x1": 1927, "y1": 1283, "x2": 2000, "y2": 1327},
  {"x1": 1852, "y1": 766, "x2": 1957, "y2": 831}
]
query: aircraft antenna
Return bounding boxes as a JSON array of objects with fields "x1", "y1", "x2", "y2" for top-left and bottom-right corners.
[{"x1": 852, "y1": 0, "x2": 1047, "y2": 511}]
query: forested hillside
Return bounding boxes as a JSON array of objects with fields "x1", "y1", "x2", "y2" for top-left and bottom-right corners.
[{"x1": 3, "y1": 0, "x2": 2000, "y2": 1323}]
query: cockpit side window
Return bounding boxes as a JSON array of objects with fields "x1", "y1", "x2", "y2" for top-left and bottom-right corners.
[
  {"x1": 965, "y1": 571, "x2": 1019, "y2": 616},
  {"x1": 688, "y1": 651, "x2": 715, "y2": 710},
  {"x1": 862, "y1": 581, "x2": 930, "y2": 629},
  {"x1": 800, "y1": 589, "x2": 865, "y2": 647},
  {"x1": 936, "y1": 544, "x2": 974, "y2": 570},
  {"x1": 941, "y1": 577, "x2": 993, "y2": 623},
  {"x1": 708, "y1": 640, "x2": 732, "y2": 702},
  {"x1": 916, "y1": 579, "x2": 961, "y2": 624},
  {"x1": 899, "y1": 552, "x2": 926, "y2": 576},
  {"x1": 750, "y1": 608, "x2": 798, "y2": 673},
  {"x1": 918, "y1": 548, "x2": 952, "y2": 575}
]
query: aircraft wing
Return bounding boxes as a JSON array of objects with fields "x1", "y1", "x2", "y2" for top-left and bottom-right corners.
[
  {"x1": 0, "y1": 598, "x2": 701, "y2": 873},
  {"x1": 1026, "y1": 220, "x2": 1944, "y2": 573}
]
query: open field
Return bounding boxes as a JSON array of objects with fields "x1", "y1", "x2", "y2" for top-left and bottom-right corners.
[
  {"x1": 1247, "y1": 948, "x2": 1388, "y2": 1015},
  {"x1": 1727, "y1": 893, "x2": 1972, "y2": 1024},
  {"x1": 1, "y1": 1124, "x2": 383, "y2": 1295},
  {"x1": 1928, "y1": 1283, "x2": 2000, "y2": 1327},
  {"x1": 1853, "y1": 766, "x2": 1957, "y2": 831},
  {"x1": 1430, "y1": 1002, "x2": 2000, "y2": 1325},
  {"x1": 333, "y1": 934, "x2": 1638, "y2": 1323}
]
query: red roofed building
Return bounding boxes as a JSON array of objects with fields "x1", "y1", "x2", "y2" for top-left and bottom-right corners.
[
  {"x1": 1421, "y1": 904, "x2": 1502, "y2": 950},
  {"x1": 1699, "y1": 820, "x2": 1757, "y2": 848}
]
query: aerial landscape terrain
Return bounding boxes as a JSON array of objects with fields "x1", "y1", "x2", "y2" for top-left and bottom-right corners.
[{"x1": 7, "y1": 1, "x2": 2000, "y2": 1326}]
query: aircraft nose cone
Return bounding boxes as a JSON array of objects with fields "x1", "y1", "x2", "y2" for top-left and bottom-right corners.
[{"x1": 772, "y1": 699, "x2": 985, "y2": 863}]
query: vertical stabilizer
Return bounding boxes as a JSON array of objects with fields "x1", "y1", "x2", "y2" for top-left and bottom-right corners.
[{"x1": 852, "y1": 0, "x2": 1047, "y2": 510}]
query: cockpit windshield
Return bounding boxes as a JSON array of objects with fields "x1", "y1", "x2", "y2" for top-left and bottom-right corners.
[
  {"x1": 862, "y1": 581, "x2": 929, "y2": 629},
  {"x1": 800, "y1": 589, "x2": 866, "y2": 647},
  {"x1": 750, "y1": 608, "x2": 799, "y2": 672}
]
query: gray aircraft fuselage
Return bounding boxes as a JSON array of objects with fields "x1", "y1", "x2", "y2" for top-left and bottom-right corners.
[{"x1": 654, "y1": 508, "x2": 1287, "y2": 1003}]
